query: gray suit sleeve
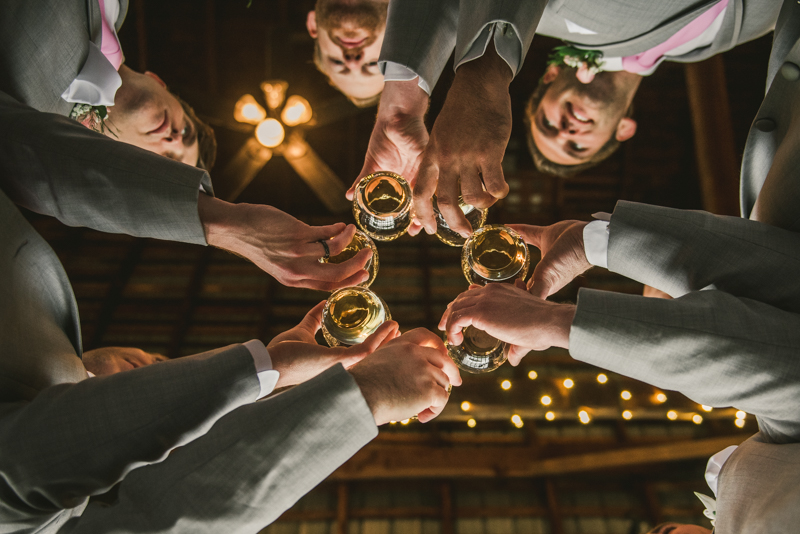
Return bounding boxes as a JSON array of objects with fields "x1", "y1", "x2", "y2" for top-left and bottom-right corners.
[
  {"x1": 0, "y1": 344, "x2": 260, "y2": 524},
  {"x1": 606, "y1": 201, "x2": 800, "y2": 313},
  {"x1": 571, "y1": 289, "x2": 800, "y2": 444},
  {"x1": 0, "y1": 92, "x2": 212, "y2": 245},
  {"x1": 454, "y1": 0, "x2": 548, "y2": 76},
  {"x1": 379, "y1": 0, "x2": 459, "y2": 91},
  {"x1": 62, "y1": 365, "x2": 378, "y2": 534}
]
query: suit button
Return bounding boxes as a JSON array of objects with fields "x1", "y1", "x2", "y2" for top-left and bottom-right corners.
[
  {"x1": 754, "y1": 118, "x2": 776, "y2": 132},
  {"x1": 781, "y1": 62, "x2": 800, "y2": 81}
]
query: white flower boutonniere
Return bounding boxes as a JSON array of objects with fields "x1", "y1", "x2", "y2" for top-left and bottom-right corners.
[
  {"x1": 694, "y1": 492, "x2": 717, "y2": 527},
  {"x1": 69, "y1": 103, "x2": 116, "y2": 137}
]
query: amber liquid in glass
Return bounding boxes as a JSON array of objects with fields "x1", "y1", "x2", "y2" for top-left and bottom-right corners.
[
  {"x1": 462, "y1": 225, "x2": 530, "y2": 285},
  {"x1": 320, "y1": 230, "x2": 379, "y2": 288},
  {"x1": 353, "y1": 172, "x2": 412, "y2": 241},
  {"x1": 321, "y1": 287, "x2": 391, "y2": 347},
  {"x1": 433, "y1": 196, "x2": 488, "y2": 247}
]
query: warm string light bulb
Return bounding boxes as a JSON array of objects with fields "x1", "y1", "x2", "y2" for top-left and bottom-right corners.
[
  {"x1": 578, "y1": 410, "x2": 591, "y2": 424},
  {"x1": 655, "y1": 392, "x2": 667, "y2": 403},
  {"x1": 528, "y1": 370, "x2": 538, "y2": 380},
  {"x1": 461, "y1": 401, "x2": 472, "y2": 412},
  {"x1": 540, "y1": 395, "x2": 552, "y2": 406},
  {"x1": 736, "y1": 410, "x2": 747, "y2": 420},
  {"x1": 734, "y1": 418, "x2": 745, "y2": 428},
  {"x1": 563, "y1": 378, "x2": 574, "y2": 389},
  {"x1": 401, "y1": 419, "x2": 410, "y2": 425},
  {"x1": 501, "y1": 380, "x2": 512, "y2": 390},
  {"x1": 467, "y1": 418, "x2": 477, "y2": 428},
  {"x1": 597, "y1": 373, "x2": 608, "y2": 384},
  {"x1": 620, "y1": 390, "x2": 632, "y2": 400},
  {"x1": 622, "y1": 410, "x2": 633, "y2": 420},
  {"x1": 545, "y1": 411, "x2": 556, "y2": 421},
  {"x1": 701, "y1": 405, "x2": 713, "y2": 412},
  {"x1": 667, "y1": 410, "x2": 678, "y2": 420},
  {"x1": 511, "y1": 414, "x2": 523, "y2": 427},
  {"x1": 692, "y1": 414, "x2": 703, "y2": 425}
]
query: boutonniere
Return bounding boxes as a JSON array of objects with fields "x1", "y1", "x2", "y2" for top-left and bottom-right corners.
[
  {"x1": 548, "y1": 45, "x2": 605, "y2": 83},
  {"x1": 694, "y1": 492, "x2": 717, "y2": 527},
  {"x1": 69, "y1": 103, "x2": 117, "y2": 137}
]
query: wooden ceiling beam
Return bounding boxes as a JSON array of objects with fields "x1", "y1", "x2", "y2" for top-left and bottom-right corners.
[{"x1": 328, "y1": 435, "x2": 746, "y2": 480}]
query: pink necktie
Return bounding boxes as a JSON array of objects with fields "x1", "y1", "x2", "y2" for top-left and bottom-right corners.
[
  {"x1": 622, "y1": 0, "x2": 728, "y2": 73},
  {"x1": 98, "y1": 0, "x2": 123, "y2": 70}
]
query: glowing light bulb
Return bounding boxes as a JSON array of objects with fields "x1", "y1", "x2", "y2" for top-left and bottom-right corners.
[
  {"x1": 578, "y1": 410, "x2": 591, "y2": 424},
  {"x1": 701, "y1": 405, "x2": 713, "y2": 412},
  {"x1": 511, "y1": 414, "x2": 522, "y2": 425},
  {"x1": 736, "y1": 410, "x2": 747, "y2": 420},
  {"x1": 597, "y1": 373, "x2": 608, "y2": 384},
  {"x1": 734, "y1": 418, "x2": 745, "y2": 428},
  {"x1": 401, "y1": 419, "x2": 410, "y2": 425},
  {"x1": 390, "y1": 421, "x2": 396, "y2": 425},
  {"x1": 233, "y1": 94, "x2": 266, "y2": 124},
  {"x1": 655, "y1": 393, "x2": 667, "y2": 403},
  {"x1": 540, "y1": 395, "x2": 552, "y2": 406},
  {"x1": 461, "y1": 401, "x2": 471, "y2": 412},
  {"x1": 622, "y1": 410, "x2": 633, "y2": 420},
  {"x1": 621, "y1": 390, "x2": 632, "y2": 400},
  {"x1": 501, "y1": 380, "x2": 512, "y2": 390},
  {"x1": 545, "y1": 411, "x2": 555, "y2": 421},
  {"x1": 667, "y1": 410, "x2": 678, "y2": 420},
  {"x1": 467, "y1": 418, "x2": 477, "y2": 428},
  {"x1": 528, "y1": 370, "x2": 538, "y2": 380},
  {"x1": 692, "y1": 414, "x2": 703, "y2": 425},
  {"x1": 563, "y1": 378, "x2": 574, "y2": 389},
  {"x1": 281, "y1": 95, "x2": 313, "y2": 126},
  {"x1": 255, "y1": 119, "x2": 285, "y2": 148}
]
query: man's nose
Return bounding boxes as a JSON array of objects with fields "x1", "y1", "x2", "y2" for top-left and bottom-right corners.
[
  {"x1": 559, "y1": 115, "x2": 579, "y2": 136},
  {"x1": 162, "y1": 128, "x2": 183, "y2": 146},
  {"x1": 343, "y1": 48, "x2": 363, "y2": 65}
]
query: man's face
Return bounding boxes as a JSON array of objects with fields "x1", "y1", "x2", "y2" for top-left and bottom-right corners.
[
  {"x1": 307, "y1": 0, "x2": 387, "y2": 101},
  {"x1": 531, "y1": 65, "x2": 637, "y2": 165},
  {"x1": 106, "y1": 66, "x2": 199, "y2": 166}
]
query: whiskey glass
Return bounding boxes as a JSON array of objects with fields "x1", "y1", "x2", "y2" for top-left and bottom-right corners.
[
  {"x1": 461, "y1": 225, "x2": 530, "y2": 285},
  {"x1": 446, "y1": 326, "x2": 508, "y2": 374},
  {"x1": 433, "y1": 196, "x2": 488, "y2": 247},
  {"x1": 353, "y1": 171, "x2": 412, "y2": 241},
  {"x1": 320, "y1": 230, "x2": 379, "y2": 288},
  {"x1": 321, "y1": 286, "x2": 391, "y2": 347}
]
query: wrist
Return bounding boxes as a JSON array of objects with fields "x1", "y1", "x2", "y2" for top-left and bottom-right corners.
[
  {"x1": 455, "y1": 42, "x2": 513, "y2": 93},
  {"x1": 550, "y1": 304, "x2": 577, "y2": 349},
  {"x1": 349, "y1": 368, "x2": 383, "y2": 424},
  {"x1": 197, "y1": 194, "x2": 263, "y2": 258},
  {"x1": 378, "y1": 79, "x2": 429, "y2": 122}
]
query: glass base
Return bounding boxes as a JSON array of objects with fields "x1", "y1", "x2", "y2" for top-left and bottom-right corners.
[
  {"x1": 321, "y1": 287, "x2": 391, "y2": 347},
  {"x1": 446, "y1": 326, "x2": 508, "y2": 374}
]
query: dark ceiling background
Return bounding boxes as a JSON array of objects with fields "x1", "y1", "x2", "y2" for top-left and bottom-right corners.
[{"x1": 27, "y1": 1, "x2": 775, "y2": 532}]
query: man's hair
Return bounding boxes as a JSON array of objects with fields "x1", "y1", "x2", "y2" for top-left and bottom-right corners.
[
  {"x1": 524, "y1": 76, "x2": 632, "y2": 178},
  {"x1": 175, "y1": 95, "x2": 217, "y2": 171},
  {"x1": 312, "y1": 41, "x2": 382, "y2": 108}
]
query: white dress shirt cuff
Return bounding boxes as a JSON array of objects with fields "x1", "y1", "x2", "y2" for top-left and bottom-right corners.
[
  {"x1": 243, "y1": 339, "x2": 279, "y2": 400},
  {"x1": 455, "y1": 22, "x2": 522, "y2": 76},
  {"x1": 583, "y1": 220, "x2": 610, "y2": 269},
  {"x1": 381, "y1": 62, "x2": 432, "y2": 95},
  {"x1": 705, "y1": 445, "x2": 738, "y2": 497}
]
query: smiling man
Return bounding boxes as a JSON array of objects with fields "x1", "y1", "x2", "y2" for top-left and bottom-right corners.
[
  {"x1": 307, "y1": 0, "x2": 388, "y2": 107},
  {"x1": 526, "y1": 65, "x2": 639, "y2": 175}
]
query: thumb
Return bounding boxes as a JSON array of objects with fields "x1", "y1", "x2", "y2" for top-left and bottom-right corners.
[
  {"x1": 507, "y1": 224, "x2": 545, "y2": 249},
  {"x1": 527, "y1": 263, "x2": 554, "y2": 300},
  {"x1": 357, "y1": 321, "x2": 401, "y2": 355},
  {"x1": 298, "y1": 301, "x2": 326, "y2": 336}
]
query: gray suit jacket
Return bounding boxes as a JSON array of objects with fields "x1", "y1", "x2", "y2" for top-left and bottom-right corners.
[
  {"x1": 570, "y1": 201, "x2": 800, "y2": 533},
  {"x1": 0, "y1": 184, "x2": 377, "y2": 533},
  {"x1": 0, "y1": 0, "x2": 212, "y2": 246},
  {"x1": 380, "y1": 0, "x2": 779, "y2": 93}
]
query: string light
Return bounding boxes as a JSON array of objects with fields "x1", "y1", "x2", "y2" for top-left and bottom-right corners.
[
  {"x1": 563, "y1": 378, "x2": 574, "y2": 389},
  {"x1": 597, "y1": 373, "x2": 608, "y2": 384},
  {"x1": 578, "y1": 410, "x2": 591, "y2": 424},
  {"x1": 692, "y1": 414, "x2": 703, "y2": 425},
  {"x1": 540, "y1": 395, "x2": 552, "y2": 406},
  {"x1": 655, "y1": 393, "x2": 667, "y2": 403},
  {"x1": 461, "y1": 401, "x2": 471, "y2": 412},
  {"x1": 528, "y1": 370, "x2": 538, "y2": 380},
  {"x1": 467, "y1": 418, "x2": 477, "y2": 428},
  {"x1": 621, "y1": 390, "x2": 632, "y2": 400},
  {"x1": 511, "y1": 414, "x2": 523, "y2": 426},
  {"x1": 736, "y1": 410, "x2": 747, "y2": 420},
  {"x1": 734, "y1": 418, "x2": 745, "y2": 429},
  {"x1": 701, "y1": 405, "x2": 713, "y2": 412},
  {"x1": 390, "y1": 421, "x2": 397, "y2": 425},
  {"x1": 401, "y1": 419, "x2": 411, "y2": 425},
  {"x1": 545, "y1": 411, "x2": 556, "y2": 421},
  {"x1": 501, "y1": 380, "x2": 512, "y2": 390},
  {"x1": 622, "y1": 410, "x2": 633, "y2": 420},
  {"x1": 667, "y1": 410, "x2": 678, "y2": 420}
]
